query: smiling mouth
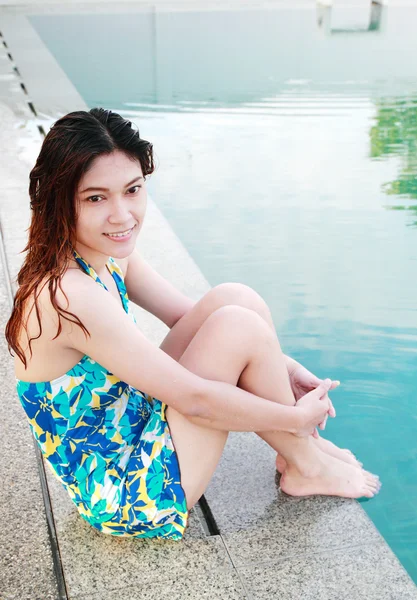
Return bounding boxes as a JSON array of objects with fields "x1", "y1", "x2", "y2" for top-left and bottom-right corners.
[{"x1": 103, "y1": 225, "x2": 136, "y2": 238}]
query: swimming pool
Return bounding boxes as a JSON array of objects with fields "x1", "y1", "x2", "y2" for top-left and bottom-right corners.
[{"x1": 30, "y1": 2, "x2": 417, "y2": 581}]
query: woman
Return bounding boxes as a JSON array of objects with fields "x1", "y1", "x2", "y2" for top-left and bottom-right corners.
[{"x1": 6, "y1": 108, "x2": 380, "y2": 541}]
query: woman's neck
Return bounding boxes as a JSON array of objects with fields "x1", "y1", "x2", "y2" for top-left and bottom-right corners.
[{"x1": 73, "y1": 242, "x2": 110, "y2": 278}]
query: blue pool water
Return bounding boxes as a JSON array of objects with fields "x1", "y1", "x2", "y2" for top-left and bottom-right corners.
[{"x1": 30, "y1": 3, "x2": 417, "y2": 580}]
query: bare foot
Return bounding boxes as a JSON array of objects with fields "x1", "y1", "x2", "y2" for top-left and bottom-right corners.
[
  {"x1": 276, "y1": 455, "x2": 287, "y2": 474},
  {"x1": 314, "y1": 437, "x2": 362, "y2": 468},
  {"x1": 280, "y1": 451, "x2": 381, "y2": 499},
  {"x1": 275, "y1": 437, "x2": 362, "y2": 474}
]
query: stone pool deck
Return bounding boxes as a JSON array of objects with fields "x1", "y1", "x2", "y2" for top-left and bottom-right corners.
[{"x1": 1, "y1": 2, "x2": 417, "y2": 599}]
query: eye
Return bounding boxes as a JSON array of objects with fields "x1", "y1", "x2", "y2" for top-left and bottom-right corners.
[
  {"x1": 86, "y1": 195, "x2": 103, "y2": 203},
  {"x1": 127, "y1": 185, "x2": 142, "y2": 194}
]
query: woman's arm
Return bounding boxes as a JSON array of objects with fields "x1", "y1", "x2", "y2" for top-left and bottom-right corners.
[
  {"x1": 124, "y1": 250, "x2": 303, "y2": 376},
  {"x1": 56, "y1": 271, "x2": 325, "y2": 435},
  {"x1": 124, "y1": 249, "x2": 195, "y2": 328},
  {"x1": 283, "y1": 354, "x2": 300, "y2": 374}
]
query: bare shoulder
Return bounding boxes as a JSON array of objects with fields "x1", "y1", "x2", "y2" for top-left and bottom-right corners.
[
  {"x1": 48, "y1": 267, "x2": 90, "y2": 309},
  {"x1": 15, "y1": 254, "x2": 132, "y2": 384},
  {"x1": 55, "y1": 266, "x2": 113, "y2": 318},
  {"x1": 28, "y1": 267, "x2": 93, "y2": 340},
  {"x1": 35, "y1": 267, "x2": 109, "y2": 340},
  {"x1": 14, "y1": 269, "x2": 90, "y2": 381},
  {"x1": 44, "y1": 256, "x2": 129, "y2": 331}
]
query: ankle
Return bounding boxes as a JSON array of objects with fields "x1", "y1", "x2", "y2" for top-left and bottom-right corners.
[{"x1": 285, "y1": 440, "x2": 325, "y2": 478}]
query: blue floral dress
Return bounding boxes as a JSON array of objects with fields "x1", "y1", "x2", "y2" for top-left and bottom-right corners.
[{"x1": 15, "y1": 250, "x2": 189, "y2": 539}]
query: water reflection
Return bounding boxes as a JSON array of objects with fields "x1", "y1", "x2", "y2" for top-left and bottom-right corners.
[
  {"x1": 317, "y1": 1, "x2": 383, "y2": 33},
  {"x1": 370, "y1": 97, "x2": 417, "y2": 224},
  {"x1": 30, "y1": 4, "x2": 417, "y2": 108}
]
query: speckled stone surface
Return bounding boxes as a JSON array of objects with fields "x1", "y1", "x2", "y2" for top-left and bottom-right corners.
[
  {"x1": 71, "y1": 570, "x2": 249, "y2": 600},
  {"x1": 221, "y1": 493, "x2": 385, "y2": 566},
  {"x1": 204, "y1": 430, "x2": 278, "y2": 533},
  {"x1": 238, "y1": 545, "x2": 417, "y2": 600},
  {"x1": 203, "y1": 428, "x2": 417, "y2": 593},
  {"x1": 204, "y1": 431, "x2": 383, "y2": 560},
  {"x1": 47, "y1": 467, "x2": 235, "y2": 598},
  {"x1": 0, "y1": 240, "x2": 58, "y2": 600},
  {"x1": 0, "y1": 338, "x2": 58, "y2": 599}
]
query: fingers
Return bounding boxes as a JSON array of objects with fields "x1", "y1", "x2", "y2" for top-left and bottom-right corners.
[
  {"x1": 319, "y1": 382, "x2": 336, "y2": 423},
  {"x1": 317, "y1": 378, "x2": 332, "y2": 399},
  {"x1": 327, "y1": 396, "x2": 336, "y2": 418},
  {"x1": 318, "y1": 413, "x2": 329, "y2": 431},
  {"x1": 318, "y1": 414, "x2": 328, "y2": 430},
  {"x1": 321, "y1": 393, "x2": 334, "y2": 415},
  {"x1": 315, "y1": 378, "x2": 340, "y2": 392},
  {"x1": 323, "y1": 379, "x2": 338, "y2": 417}
]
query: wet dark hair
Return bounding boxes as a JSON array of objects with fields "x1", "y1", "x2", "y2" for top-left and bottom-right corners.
[{"x1": 5, "y1": 107, "x2": 155, "y2": 368}]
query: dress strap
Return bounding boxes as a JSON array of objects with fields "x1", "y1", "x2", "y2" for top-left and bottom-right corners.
[
  {"x1": 107, "y1": 257, "x2": 130, "y2": 314},
  {"x1": 72, "y1": 249, "x2": 130, "y2": 314}
]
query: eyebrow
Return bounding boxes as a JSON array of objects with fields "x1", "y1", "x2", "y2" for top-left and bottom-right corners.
[{"x1": 79, "y1": 176, "x2": 144, "y2": 194}]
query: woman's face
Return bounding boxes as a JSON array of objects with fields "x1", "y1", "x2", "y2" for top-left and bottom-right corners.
[{"x1": 75, "y1": 150, "x2": 147, "y2": 260}]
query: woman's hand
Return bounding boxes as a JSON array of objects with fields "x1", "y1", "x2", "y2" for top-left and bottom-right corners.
[
  {"x1": 288, "y1": 361, "x2": 339, "y2": 402},
  {"x1": 288, "y1": 361, "x2": 339, "y2": 430},
  {"x1": 294, "y1": 379, "x2": 333, "y2": 437}
]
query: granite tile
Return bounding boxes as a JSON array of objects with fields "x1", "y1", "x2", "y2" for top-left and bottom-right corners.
[
  {"x1": 46, "y1": 466, "x2": 233, "y2": 598},
  {"x1": 205, "y1": 430, "x2": 289, "y2": 532},
  {"x1": 205, "y1": 431, "x2": 380, "y2": 534},
  {"x1": 0, "y1": 254, "x2": 58, "y2": 599},
  {"x1": 0, "y1": 112, "x2": 35, "y2": 183},
  {"x1": 205, "y1": 433, "x2": 388, "y2": 568},
  {"x1": 72, "y1": 569, "x2": 248, "y2": 600},
  {"x1": 221, "y1": 492, "x2": 384, "y2": 567},
  {"x1": 55, "y1": 529, "x2": 234, "y2": 598},
  {"x1": 0, "y1": 537, "x2": 58, "y2": 600},
  {"x1": 238, "y1": 545, "x2": 417, "y2": 600},
  {"x1": 0, "y1": 189, "x2": 32, "y2": 229}
]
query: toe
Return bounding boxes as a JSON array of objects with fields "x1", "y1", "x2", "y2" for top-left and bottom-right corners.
[
  {"x1": 363, "y1": 472, "x2": 380, "y2": 493},
  {"x1": 367, "y1": 478, "x2": 379, "y2": 491},
  {"x1": 363, "y1": 488, "x2": 375, "y2": 498},
  {"x1": 367, "y1": 477, "x2": 381, "y2": 494}
]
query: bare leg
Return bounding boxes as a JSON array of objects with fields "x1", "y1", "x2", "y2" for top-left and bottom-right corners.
[
  {"x1": 166, "y1": 305, "x2": 380, "y2": 509},
  {"x1": 161, "y1": 283, "x2": 361, "y2": 468}
]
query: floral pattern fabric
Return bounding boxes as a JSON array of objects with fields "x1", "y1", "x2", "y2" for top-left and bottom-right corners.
[{"x1": 15, "y1": 250, "x2": 188, "y2": 539}]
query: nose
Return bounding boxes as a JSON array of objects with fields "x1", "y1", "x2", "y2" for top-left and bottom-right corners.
[{"x1": 108, "y1": 196, "x2": 132, "y2": 225}]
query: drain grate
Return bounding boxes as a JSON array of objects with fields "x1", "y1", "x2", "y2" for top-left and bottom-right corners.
[
  {"x1": 197, "y1": 494, "x2": 220, "y2": 536},
  {"x1": 27, "y1": 100, "x2": 37, "y2": 116},
  {"x1": 2, "y1": 31, "x2": 38, "y2": 119}
]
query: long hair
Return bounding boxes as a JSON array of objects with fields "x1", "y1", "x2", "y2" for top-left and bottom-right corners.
[{"x1": 5, "y1": 107, "x2": 155, "y2": 369}]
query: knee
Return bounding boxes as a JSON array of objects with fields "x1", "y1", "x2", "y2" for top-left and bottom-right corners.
[
  {"x1": 207, "y1": 305, "x2": 272, "y2": 344},
  {"x1": 207, "y1": 283, "x2": 271, "y2": 320}
]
